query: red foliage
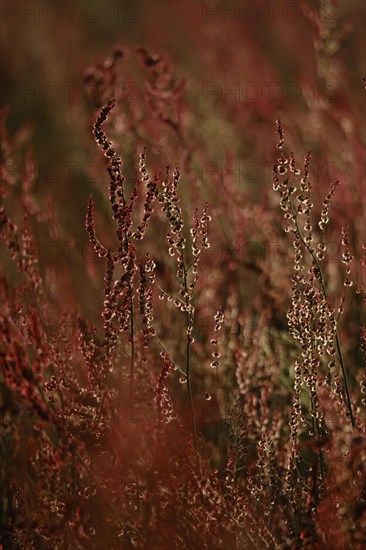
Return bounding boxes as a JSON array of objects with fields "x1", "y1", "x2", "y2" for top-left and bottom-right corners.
[{"x1": 1, "y1": 5, "x2": 365, "y2": 548}]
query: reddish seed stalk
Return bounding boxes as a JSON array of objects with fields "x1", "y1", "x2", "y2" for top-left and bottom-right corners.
[
  {"x1": 92, "y1": 97, "x2": 137, "y2": 396},
  {"x1": 275, "y1": 119, "x2": 355, "y2": 431},
  {"x1": 289, "y1": 200, "x2": 355, "y2": 429}
]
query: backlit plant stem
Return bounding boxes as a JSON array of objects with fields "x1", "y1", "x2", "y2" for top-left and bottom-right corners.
[{"x1": 182, "y1": 258, "x2": 201, "y2": 473}]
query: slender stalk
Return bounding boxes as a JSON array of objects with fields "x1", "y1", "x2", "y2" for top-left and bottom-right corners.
[
  {"x1": 289, "y1": 200, "x2": 355, "y2": 428},
  {"x1": 116, "y1": 161, "x2": 135, "y2": 398},
  {"x1": 155, "y1": 336, "x2": 186, "y2": 377},
  {"x1": 334, "y1": 332, "x2": 355, "y2": 427},
  {"x1": 182, "y1": 259, "x2": 201, "y2": 473},
  {"x1": 309, "y1": 315, "x2": 326, "y2": 488},
  {"x1": 161, "y1": 175, "x2": 201, "y2": 471}
]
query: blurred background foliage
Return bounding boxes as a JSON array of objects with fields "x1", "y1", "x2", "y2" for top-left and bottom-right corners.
[{"x1": 0, "y1": 0, "x2": 365, "y2": 323}]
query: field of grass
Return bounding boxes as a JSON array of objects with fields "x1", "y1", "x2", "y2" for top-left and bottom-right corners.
[{"x1": 1, "y1": 1, "x2": 365, "y2": 548}]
